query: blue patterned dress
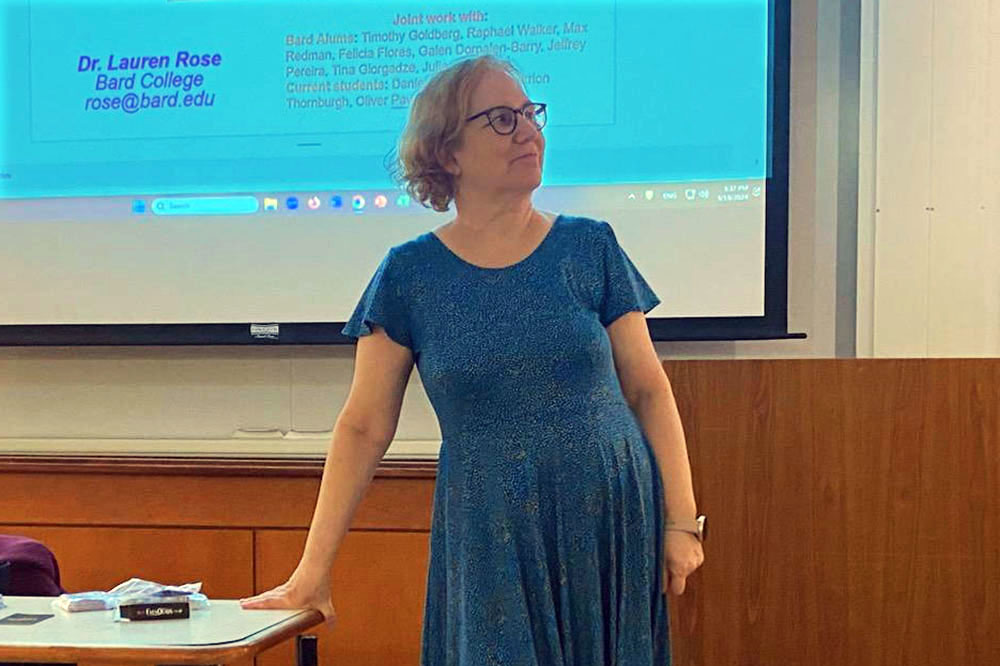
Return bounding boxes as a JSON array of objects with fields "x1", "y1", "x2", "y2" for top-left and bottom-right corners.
[{"x1": 343, "y1": 215, "x2": 671, "y2": 665}]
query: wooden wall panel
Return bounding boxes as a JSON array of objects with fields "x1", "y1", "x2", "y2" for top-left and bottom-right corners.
[
  {"x1": 0, "y1": 474, "x2": 432, "y2": 531},
  {"x1": 0, "y1": 475, "x2": 320, "y2": 527},
  {"x1": 1, "y1": 526, "x2": 253, "y2": 596},
  {"x1": 254, "y1": 529, "x2": 430, "y2": 666},
  {"x1": 663, "y1": 359, "x2": 1000, "y2": 666}
]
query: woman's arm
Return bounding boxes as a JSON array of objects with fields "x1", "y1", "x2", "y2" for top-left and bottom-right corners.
[
  {"x1": 240, "y1": 326, "x2": 414, "y2": 619},
  {"x1": 606, "y1": 311, "x2": 704, "y2": 594}
]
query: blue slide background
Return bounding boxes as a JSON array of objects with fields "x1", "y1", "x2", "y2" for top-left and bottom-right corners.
[{"x1": 0, "y1": 0, "x2": 769, "y2": 197}]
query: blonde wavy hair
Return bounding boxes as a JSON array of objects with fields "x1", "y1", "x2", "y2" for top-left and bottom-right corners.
[{"x1": 393, "y1": 56, "x2": 521, "y2": 212}]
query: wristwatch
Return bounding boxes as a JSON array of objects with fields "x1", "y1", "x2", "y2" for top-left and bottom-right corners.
[{"x1": 665, "y1": 514, "x2": 707, "y2": 543}]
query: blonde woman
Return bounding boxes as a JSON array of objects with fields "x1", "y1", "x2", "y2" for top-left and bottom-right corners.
[{"x1": 242, "y1": 55, "x2": 704, "y2": 665}]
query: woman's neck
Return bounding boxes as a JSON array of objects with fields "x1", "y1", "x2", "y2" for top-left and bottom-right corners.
[{"x1": 450, "y1": 191, "x2": 537, "y2": 237}]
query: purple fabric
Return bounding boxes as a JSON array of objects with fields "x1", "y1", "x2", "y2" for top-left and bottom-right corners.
[{"x1": 0, "y1": 535, "x2": 64, "y2": 596}]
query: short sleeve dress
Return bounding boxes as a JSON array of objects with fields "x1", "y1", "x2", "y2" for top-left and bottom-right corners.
[{"x1": 343, "y1": 215, "x2": 671, "y2": 666}]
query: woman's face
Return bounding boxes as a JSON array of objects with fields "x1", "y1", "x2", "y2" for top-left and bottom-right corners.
[{"x1": 448, "y1": 68, "x2": 545, "y2": 199}]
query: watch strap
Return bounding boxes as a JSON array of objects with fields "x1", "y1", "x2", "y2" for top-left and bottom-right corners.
[{"x1": 665, "y1": 515, "x2": 706, "y2": 542}]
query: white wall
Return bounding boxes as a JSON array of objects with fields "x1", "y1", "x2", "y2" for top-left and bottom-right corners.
[
  {"x1": 858, "y1": 0, "x2": 1000, "y2": 357},
  {"x1": 0, "y1": 0, "x2": 846, "y2": 456}
]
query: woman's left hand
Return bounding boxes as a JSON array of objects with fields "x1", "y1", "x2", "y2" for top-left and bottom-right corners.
[{"x1": 663, "y1": 530, "x2": 705, "y2": 595}]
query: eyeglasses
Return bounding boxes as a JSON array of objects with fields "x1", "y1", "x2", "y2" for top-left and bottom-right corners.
[{"x1": 465, "y1": 102, "x2": 547, "y2": 136}]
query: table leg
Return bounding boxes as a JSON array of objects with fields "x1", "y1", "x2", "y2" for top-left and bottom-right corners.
[{"x1": 296, "y1": 634, "x2": 318, "y2": 666}]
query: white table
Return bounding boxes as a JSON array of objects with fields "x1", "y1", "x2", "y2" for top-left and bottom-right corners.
[{"x1": 0, "y1": 596, "x2": 322, "y2": 664}]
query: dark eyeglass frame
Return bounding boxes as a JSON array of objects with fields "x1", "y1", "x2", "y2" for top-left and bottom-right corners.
[{"x1": 465, "y1": 102, "x2": 548, "y2": 135}]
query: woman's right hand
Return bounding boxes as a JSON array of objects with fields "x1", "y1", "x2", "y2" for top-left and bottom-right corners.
[{"x1": 239, "y1": 569, "x2": 336, "y2": 624}]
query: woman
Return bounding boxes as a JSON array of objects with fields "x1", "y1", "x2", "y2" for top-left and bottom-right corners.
[{"x1": 241, "y1": 55, "x2": 705, "y2": 665}]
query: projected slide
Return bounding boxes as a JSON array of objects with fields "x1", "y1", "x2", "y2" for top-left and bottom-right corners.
[
  {"x1": 0, "y1": 0, "x2": 776, "y2": 332},
  {"x1": 0, "y1": 0, "x2": 769, "y2": 198}
]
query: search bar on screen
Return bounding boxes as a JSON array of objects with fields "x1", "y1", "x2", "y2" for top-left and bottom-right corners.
[{"x1": 151, "y1": 196, "x2": 260, "y2": 216}]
